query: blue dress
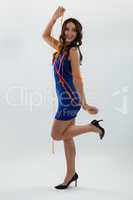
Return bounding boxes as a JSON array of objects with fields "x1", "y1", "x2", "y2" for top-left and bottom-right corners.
[{"x1": 52, "y1": 51, "x2": 81, "y2": 120}]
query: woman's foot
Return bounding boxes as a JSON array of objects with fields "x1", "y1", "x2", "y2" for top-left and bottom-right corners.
[
  {"x1": 54, "y1": 172, "x2": 78, "y2": 189},
  {"x1": 63, "y1": 171, "x2": 76, "y2": 185},
  {"x1": 90, "y1": 123, "x2": 103, "y2": 135},
  {"x1": 90, "y1": 119, "x2": 105, "y2": 139}
]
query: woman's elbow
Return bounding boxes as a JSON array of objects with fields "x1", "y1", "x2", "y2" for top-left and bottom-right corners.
[
  {"x1": 42, "y1": 33, "x2": 47, "y2": 39},
  {"x1": 73, "y1": 76, "x2": 84, "y2": 87},
  {"x1": 73, "y1": 76, "x2": 83, "y2": 83}
]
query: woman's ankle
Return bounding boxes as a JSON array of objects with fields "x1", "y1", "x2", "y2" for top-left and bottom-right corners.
[{"x1": 66, "y1": 170, "x2": 76, "y2": 177}]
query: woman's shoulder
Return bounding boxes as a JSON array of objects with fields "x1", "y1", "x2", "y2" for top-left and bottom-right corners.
[
  {"x1": 69, "y1": 46, "x2": 78, "y2": 52},
  {"x1": 69, "y1": 47, "x2": 80, "y2": 60}
]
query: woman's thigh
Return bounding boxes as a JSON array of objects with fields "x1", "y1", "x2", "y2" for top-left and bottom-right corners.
[{"x1": 51, "y1": 118, "x2": 76, "y2": 140}]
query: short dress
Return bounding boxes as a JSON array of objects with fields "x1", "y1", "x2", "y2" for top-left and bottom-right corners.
[{"x1": 53, "y1": 51, "x2": 81, "y2": 120}]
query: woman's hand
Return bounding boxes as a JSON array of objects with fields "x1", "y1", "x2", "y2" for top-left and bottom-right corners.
[
  {"x1": 52, "y1": 6, "x2": 65, "y2": 21},
  {"x1": 82, "y1": 102, "x2": 99, "y2": 115}
]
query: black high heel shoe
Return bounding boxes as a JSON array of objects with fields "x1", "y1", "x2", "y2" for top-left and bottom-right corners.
[
  {"x1": 90, "y1": 119, "x2": 105, "y2": 139},
  {"x1": 54, "y1": 172, "x2": 78, "y2": 189}
]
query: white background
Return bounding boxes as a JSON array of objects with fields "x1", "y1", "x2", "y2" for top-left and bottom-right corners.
[{"x1": 0, "y1": 0, "x2": 132, "y2": 199}]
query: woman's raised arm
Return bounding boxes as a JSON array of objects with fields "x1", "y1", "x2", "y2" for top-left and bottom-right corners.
[{"x1": 42, "y1": 6, "x2": 65, "y2": 50}]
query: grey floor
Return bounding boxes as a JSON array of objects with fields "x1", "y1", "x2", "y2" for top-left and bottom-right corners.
[{"x1": 0, "y1": 143, "x2": 132, "y2": 200}]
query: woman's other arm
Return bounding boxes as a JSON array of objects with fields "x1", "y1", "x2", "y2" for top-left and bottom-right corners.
[
  {"x1": 69, "y1": 47, "x2": 87, "y2": 109},
  {"x1": 70, "y1": 47, "x2": 98, "y2": 114}
]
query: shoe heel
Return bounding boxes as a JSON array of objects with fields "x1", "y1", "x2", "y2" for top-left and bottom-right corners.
[
  {"x1": 90, "y1": 119, "x2": 105, "y2": 140},
  {"x1": 75, "y1": 179, "x2": 77, "y2": 187}
]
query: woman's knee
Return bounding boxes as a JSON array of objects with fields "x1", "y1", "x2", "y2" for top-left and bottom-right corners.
[
  {"x1": 51, "y1": 118, "x2": 75, "y2": 141},
  {"x1": 51, "y1": 131, "x2": 62, "y2": 141}
]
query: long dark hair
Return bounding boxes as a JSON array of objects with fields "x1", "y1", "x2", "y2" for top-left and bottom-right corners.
[{"x1": 52, "y1": 18, "x2": 83, "y2": 65}]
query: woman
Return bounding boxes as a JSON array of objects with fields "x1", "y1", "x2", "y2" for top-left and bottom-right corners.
[{"x1": 42, "y1": 6, "x2": 105, "y2": 189}]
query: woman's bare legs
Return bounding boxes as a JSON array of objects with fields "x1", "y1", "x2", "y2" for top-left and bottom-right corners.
[
  {"x1": 63, "y1": 119, "x2": 76, "y2": 184},
  {"x1": 51, "y1": 118, "x2": 103, "y2": 185},
  {"x1": 63, "y1": 138, "x2": 76, "y2": 184},
  {"x1": 61, "y1": 122, "x2": 102, "y2": 141},
  {"x1": 62, "y1": 120, "x2": 103, "y2": 184}
]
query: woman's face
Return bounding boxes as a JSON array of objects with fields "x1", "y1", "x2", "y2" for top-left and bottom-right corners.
[{"x1": 64, "y1": 22, "x2": 77, "y2": 43}]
